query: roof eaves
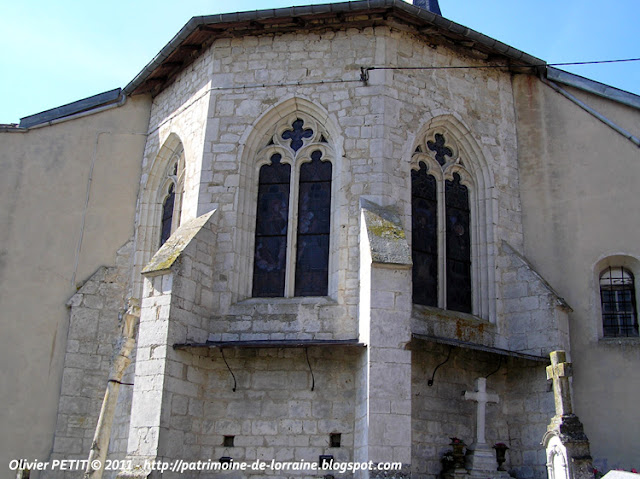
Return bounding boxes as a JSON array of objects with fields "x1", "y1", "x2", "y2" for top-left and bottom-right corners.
[
  {"x1": 19, "y1": 88, "x2": 123, "y2": 129},
  {"x1": 123, "y1": 0, "x2": 546, "y2": 97},
  {"x1": 547, "y1": 67, "x2": 640, "y2": 111},
  {"x1": 123, "y1": 16, "x2": 205, "y2": 96}
]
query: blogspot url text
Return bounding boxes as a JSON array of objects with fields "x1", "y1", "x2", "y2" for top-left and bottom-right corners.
[{"x1": 10, "y1": 458, "x2": 403, "y2": 474}]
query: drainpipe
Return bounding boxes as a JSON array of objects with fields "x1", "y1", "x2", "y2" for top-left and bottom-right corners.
[{"x1": 540, "y1": 73, "x2": 640, "y2": 148}]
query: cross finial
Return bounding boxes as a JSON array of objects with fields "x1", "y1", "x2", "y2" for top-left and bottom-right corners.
[{"x1": 546, "y1": 350, "x2": 573, "y2": 417}]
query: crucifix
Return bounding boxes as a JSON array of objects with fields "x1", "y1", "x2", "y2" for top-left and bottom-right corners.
[
  {"x1": 464, "y1": 377, "x2": 499, "y2": 445},
  {"x1": 546, "y1": 350, "x2": 573, "y2": 417}
]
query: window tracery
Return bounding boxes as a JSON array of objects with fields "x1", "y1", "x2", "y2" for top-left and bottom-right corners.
[
  {"x1": 411, "y1": 132, "x2": 473, "y2": 314},
  {"x1": 132, "y1": 134, "x2": 186, "y2": 298},
  {"x1": 158, "y1": 145, "x2": 184, "y2": 248},
  {"x1": 252, "y1": 116, "x2": 333, "y2": 298}
]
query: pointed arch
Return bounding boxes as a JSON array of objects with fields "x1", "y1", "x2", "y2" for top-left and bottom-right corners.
[
  {"x1": 410, "y1": 115, "x2": 497, "y2": 321},
  {"x1": 133, "y1": 133, "x2": 186, "y2": 296},
  {"x1": 233, "y1": 98, "x2": 341, "y2": 301}
]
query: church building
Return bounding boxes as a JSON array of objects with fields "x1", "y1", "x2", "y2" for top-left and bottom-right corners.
[{"x1": 1, "y1": 0, "x2": 639, "y2": 478}]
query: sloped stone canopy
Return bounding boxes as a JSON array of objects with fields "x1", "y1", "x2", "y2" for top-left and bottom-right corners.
[{"x1": 141, "y1": 209, "x2": 216, "y2": 276}]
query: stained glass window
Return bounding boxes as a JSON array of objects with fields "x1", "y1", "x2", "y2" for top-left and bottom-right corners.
[
  {"x1": 253, "y1": 154, "x2": 291, "y2": 297},
  {"x1": 412, "y1": 133, "x2": 473, "y2": 314},
  {"x1": 160, "y1": 183, "x2": 175, "y2": 247},
  {"x1": 411, "y1": 163, "x2": 438, "y2": 307},
  {"x1": 445, "y1": 173, "x2": 472, "y2": 314},
  {"x1": 253, "y1": 118, "x2": 332, "y2": 298},
  {"x1": 427, "y1": 133, "x2": 453, "y2": 166},
  {"x1": 282, "y1": 119, "x2": 313, "y2": 152},
  {"x1": 295, "y1": 150, "x2": 331, "y2": 296},
  {"x1": 600, "y1": 267, "x2": 638, "y2": 337}
]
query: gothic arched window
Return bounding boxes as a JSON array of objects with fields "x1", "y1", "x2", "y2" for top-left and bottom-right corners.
[
  {"x1": 412, "y1": 164, "x2": 438, "y2": 307},
  {"x1": 160, "y1": 183, "x2": 176, "y2": 246},
  {"x1": 445, "y1": 173, "x2": 472, "y2": 313},
  {"x1": 157, "y1": 147, "x2": 184, "y2": 248},
  {"x1": 411, "y1": 133, "x2": 472, "y2": 314},
  {"x1": 600, "y1": 266, "x2": 638, "y2": 337},
  {"x1": 252, "y1": 117, "x2": 332, "y2": 298}
]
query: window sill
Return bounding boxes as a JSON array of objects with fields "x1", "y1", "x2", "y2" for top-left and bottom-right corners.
[
  {"x1": 232, "y1": 296, "x2": 337, "y2": 308},
  {"x1": 598, "y1": 336, "x2": 640, "y2": 346},
  {"x1": 412, "y1": 304, "x2": 489, "y2": 325}
]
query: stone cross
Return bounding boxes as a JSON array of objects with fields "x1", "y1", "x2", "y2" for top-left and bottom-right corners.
[
  {"x1": 464, "y1": 377, "x2": 499, "y2": 445},
  {"x1": 546, "y1": 350, "x2": 573, "y2": 417}
]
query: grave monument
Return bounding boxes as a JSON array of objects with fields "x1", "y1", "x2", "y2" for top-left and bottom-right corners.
[
  {"x1": 542, "y1": 351, "x2": 593, "y2": 479},
  {"x1": 463, "y1": 377, "x2": 511, "y2": 479}
]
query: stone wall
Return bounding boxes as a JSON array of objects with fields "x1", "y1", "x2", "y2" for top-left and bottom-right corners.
[
  {"x1": 412, "y1": 344, "x2": 551, "y2": 479},
  {"x1": 498, "y1": 242, "x2": 571, "y2": 356},
  {"x1": 137, "y1": 24, "x2": 532, "y2": 332},
  {"x1": 47, "y1": 241, "x2": 134, "y2": 479},
  {"x1": 120, "y1": 20, "x2": 567, "y2": 479},
  {"x1": 503, "y1": 359, "x2": 553, "y2": 479},
  {"x1": 198, "y1": 347, "x2": 358, "y2": 476},
  {"x1": 207, "y1": 299, "x2": 356, "y2": 343}
]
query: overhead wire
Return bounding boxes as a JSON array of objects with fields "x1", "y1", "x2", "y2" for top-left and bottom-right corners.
[
  {"x1": 367, "y1": 57, "x2": 640, "y2": 71},
  {"x1": 147, "y1": 57, "x2": 639, "y2": 135}
]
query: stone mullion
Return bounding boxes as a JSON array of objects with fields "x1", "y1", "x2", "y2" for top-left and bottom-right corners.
[
  {"x1": 437, "y1": 178, "x2": 447, "y2": 309},
  {"x1": 284, "y1": 158, "x2": 298, "y2": 298}
]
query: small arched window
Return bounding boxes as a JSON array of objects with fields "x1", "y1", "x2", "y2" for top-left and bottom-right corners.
[
  {"x1": 600, "y1": 266, "x2": 638, "y2": 337},
  {"x1": 157, "y1": 147, "x2": 184, "y2": 248},
  {"x1": 160, "y1": 183, "x2": 176, "y2": 247},
  {"x1": 252, "y1": 117, "x2": 332, "y2": 298}
]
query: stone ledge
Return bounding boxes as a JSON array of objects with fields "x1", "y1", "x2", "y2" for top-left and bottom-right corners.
[
  {"x1": 597, "y1": 337, "x2": 640, "y2": 346},
  {"x1": 230, "y1": 295, "x2": 337, "y2": 310},
  {"x1": 360, "y1": 198, "x2": 412, "y2": 267},
  {"x1": 411, "y1": 304, "x2": 500, "y2": 348}
]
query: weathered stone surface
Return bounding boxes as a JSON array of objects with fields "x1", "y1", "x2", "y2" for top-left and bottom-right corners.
[
  {"x1": 360, "y1": 198, "x2": 412, "y2": 266},
  {"x1": 543, "y1": 351, "x2": 593, "y2": 479}
]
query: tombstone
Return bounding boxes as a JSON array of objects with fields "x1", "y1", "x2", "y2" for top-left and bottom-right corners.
[
  {"x1": 463, "y1": 378, "x2": 510, "y2": 479},
  {"x1": 542, "y1": 351, "x2": 593, "y2": 479}
]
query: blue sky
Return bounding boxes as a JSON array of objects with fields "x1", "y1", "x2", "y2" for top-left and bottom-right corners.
[{"x1": 1, "y1": 0, "x2": 638, "y2": 124}]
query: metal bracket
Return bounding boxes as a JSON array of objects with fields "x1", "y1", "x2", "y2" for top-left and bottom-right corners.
[
  {"x1": 360, "y1": 67, "x2": 370, "y2": 85},
  {"x1": 428, "y1": 345, "x2": 453, "y2": 387},
  {"x1": 220, "y1": 348, "x2": 237, "y2": 392},
  {"x1": 305, "y1": 348, "x2": 315, "y2": 391}
]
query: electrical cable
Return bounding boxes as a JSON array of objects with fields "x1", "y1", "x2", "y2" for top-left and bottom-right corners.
[
  {"x1": 147, "y1": 57, "x2": 639, "y2": 136},
  {"x1": 367, "y1": 57, "x2": 640, "y2": 72}
]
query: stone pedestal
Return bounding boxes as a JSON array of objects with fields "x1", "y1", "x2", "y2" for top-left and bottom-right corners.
[
  {"x1": 444, "y1": 468, "x2": 471, "y2": 479},
  {"x1": 464, "y1": 444, "x2": 511, "y2": 479},
  {"x1": 542, "y1": 351, "x2": 593, "y2": 479},
  {"x1": 462, "y1": 378, "x2": 509, "y2": 479}
]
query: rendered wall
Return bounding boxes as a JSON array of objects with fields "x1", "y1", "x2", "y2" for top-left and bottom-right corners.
[
  {"x1": 513, "y1": 74, "x2": 640, "y2": 470},
  {"x1": 0, "y1": 96, "x2": 150, "y2": 477}
]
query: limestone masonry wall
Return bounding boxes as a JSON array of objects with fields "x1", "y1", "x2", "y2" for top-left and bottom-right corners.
[{"x1": 47, "y1": 241, "x2": 134, "y2": 479}]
